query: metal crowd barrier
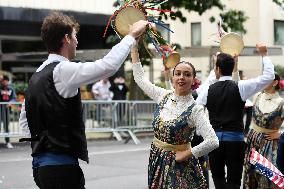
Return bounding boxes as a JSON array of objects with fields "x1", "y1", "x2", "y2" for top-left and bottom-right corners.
[{"x1": 0, "y1": 100, "x2": 157, "y2": 144}]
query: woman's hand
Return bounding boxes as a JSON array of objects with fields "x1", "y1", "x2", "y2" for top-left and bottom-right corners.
[
  {"x1": 175, "y1": 149, "x2": 192, "y2": 163},
  {"x1": 163, "y1": 66, "x2": 170, "y2": 81},
  {"x1": 264, "y1": 131, "x2": 281, "y2": 140},
  {"x1": 131, "y1": 46, "x2": 140, "y2": 63}
]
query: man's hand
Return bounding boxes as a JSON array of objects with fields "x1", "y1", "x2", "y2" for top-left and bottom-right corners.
[
  {"x1": 175, "y1": 149, "x2": 192, "y2": 163},
  {"x1": 128, "y1": 20, "x2": 148, "y2": 39},
  {"x1": 256, "y1": 43, "x2": 268, "y2": 57},
  {"x1": 233, "y1": 55, "x2": 238, "y2": 73}
]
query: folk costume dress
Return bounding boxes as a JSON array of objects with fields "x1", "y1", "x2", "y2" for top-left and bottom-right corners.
[
  {"x1": 244, "y1": 91, "x2": 284, "y2": 189},
  {"x1": 132, "y1": 62, "x2": 219, "y2": 189}
]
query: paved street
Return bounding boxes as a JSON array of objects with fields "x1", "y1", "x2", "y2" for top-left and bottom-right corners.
[{"x1": 0, "y1": 137, "x2": 216, "y2": 189}]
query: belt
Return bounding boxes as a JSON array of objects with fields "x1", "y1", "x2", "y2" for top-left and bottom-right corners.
[
  {"x1": 215, "y1": 131, "x2": 244, "y2": 141},
  {"x1": 153, "y1": 137, "x2": 190, "y2": 152},
  {"x1": 251, "y1": 122, "x2": 279, "y2": 133}
]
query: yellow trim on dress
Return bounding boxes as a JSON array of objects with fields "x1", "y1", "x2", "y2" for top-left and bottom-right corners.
[
  {"x1": 251, "y1": 122, "x2": 279, "y2": 133},
  {"x1": 153, "y1": 137, "x2": 190, "y2": 152}
]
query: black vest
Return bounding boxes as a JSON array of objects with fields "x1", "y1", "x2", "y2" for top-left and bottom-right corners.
[
  {"x1": 25, "y1": 62, "x2": 89, "y2": 162},
  {"x1": 206, "y1": 80, "x2": 245, "y2": 132}
]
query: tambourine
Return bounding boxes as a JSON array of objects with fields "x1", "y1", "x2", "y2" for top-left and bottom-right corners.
[
  {"x1": 220, "y1": 32, "x2": 244, "y2": 56},
  {"x1": 105, "y1": 0, "x2": 180, "y2": 69},
  {"x1": 114, "y1": 6, "x2": 147, "y2": 37},
  {"x1": 160, "y1": 45, "x2": 180, "y2": 68}
]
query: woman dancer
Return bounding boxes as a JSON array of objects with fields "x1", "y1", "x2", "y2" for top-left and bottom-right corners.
[
  {"x1": 131, "y1": 46, "x2": 219, "y2": 188},
  {"x1": 243, "y1": 73, "x2": 284, "y2": 189}
]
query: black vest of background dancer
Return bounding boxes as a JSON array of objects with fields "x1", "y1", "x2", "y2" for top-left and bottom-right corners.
[
  {"x1": 25, "y1": 62, "x2": 89, "y2": 163},
  {"x1": 206, "y1": 80, "x2": 245, "y2": 132}
]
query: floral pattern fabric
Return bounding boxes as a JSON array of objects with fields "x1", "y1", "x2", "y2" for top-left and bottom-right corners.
[
  {"x1": 148, "y1": 93, "x2": 207, "y2": 189},
  {"x1": 244, "y1": 92, "x2": 284, "y2": 189}
]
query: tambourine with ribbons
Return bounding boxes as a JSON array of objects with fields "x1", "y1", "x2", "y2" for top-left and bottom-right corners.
[
  {"x1": 220, "y1": 33, "x2": 244, "y2": 56},
  {"x1": 103, "y1": 0, "x2": 180, "y2": 68},
  {"x1": 210, "y1": 20, "x2": 244, "y2": 56}
]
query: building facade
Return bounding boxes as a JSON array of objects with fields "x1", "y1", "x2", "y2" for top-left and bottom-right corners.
[
  {"x1": 161, "y1": 0, "x2": 284, "y2": 81},
  {"x1": 0, "y1": 0, "x2": 283, "y2": 85}
]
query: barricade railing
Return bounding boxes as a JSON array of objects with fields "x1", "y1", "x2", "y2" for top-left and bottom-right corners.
[
  {"x1": 0, "y1": 102, "x2": 23, "y2": 138},
  {"x1": 0, "y1": 100, "x2": 156, "y2": 144}
]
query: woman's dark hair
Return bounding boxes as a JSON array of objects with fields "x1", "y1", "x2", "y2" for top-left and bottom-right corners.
[
  {"x1": 41, "y1": 12, "x2": 80, "y2": 53},
  {"x1": 172, "y1": 61, "x2": 196, "y2": 78},
  {"x1": 274, "y1": 73, "x2": 280, "y2": 90},
  {"x1": 216, "y1": 53, "x2": 235, "y2": 76}
]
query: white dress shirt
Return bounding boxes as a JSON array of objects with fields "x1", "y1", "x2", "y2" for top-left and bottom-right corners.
[
  {"x1": 19, "y1": 35, "x2": 135, "y2": 134},
  {"x1": 196, "y1": 56, "x2": 275, "y2": 106}
]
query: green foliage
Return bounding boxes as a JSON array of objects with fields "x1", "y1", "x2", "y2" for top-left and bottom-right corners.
[
  {"x1": 275, "y1": 65, "x2": 284, "y2": 78},
  {"x1": 218, "y1": 10, "x2": 248, "y2": 34},
  {"x1": 273, "y1": 0, "x2": 284, "y2": 6},
  {"x1": 160, "y1": 1, "x2": 248, "y2": 34},
  {"x1": 160, "y1": 0, "x2": 224, "y2": 22},
  {"x1": 13, "y1": 82, "x2": 28, "y2": 95},
  {"x1": 155, "y1": 82, "x2": 166, "y2": 89},
  {"x1": 106, "y1": 35, "x2": 120, "y2": 44},
  {"x1": 137, "y1": 39, "x2": 153, "y2": 66},
  {"x1": 112, "y1": 0, "x2": 251, "y2": 99},
  {"x1": 220, "y1": 10, "x2": 248, "y2": 33},
  {"x1": 160, "y1": 0, "x2": 284, "y2": 26}
]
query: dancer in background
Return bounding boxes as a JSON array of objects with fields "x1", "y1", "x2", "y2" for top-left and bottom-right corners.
[
  {"x1": 243, "y1": 73, "x2": 284, "y2": 189},
  {"x1": 196, "y1": 43, "x2": 274, "y2": 189},
  {"x1": 131, "y1": 45, "x2": 219, "y2": 188}
]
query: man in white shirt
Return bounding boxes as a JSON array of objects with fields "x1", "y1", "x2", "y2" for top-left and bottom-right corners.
[
  {"x1": 196, "y1": 44, "x2": 274, "y2": 189},
  {"x1": 92, "y1": 78, "x2": 113, "y2": 125},
  {"x1": 92, "y1": 78, "x2": 113, "y2": 100},
  {"x1": 18, "y1": 11, "x2": 147, "y2": 189}
]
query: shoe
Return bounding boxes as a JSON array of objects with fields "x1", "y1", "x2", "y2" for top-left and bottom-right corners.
[{"x1": 6, "y1": 142, "x2": 14, "y2": 149}]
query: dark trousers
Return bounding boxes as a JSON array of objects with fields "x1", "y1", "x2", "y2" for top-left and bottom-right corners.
[
  {"x1": 0, "y1": 105, "x2": 10, "y2": 143},
  {"x1": 116, "y1": 103, "x2": 127, "y2": 126},
  {"x1": 209, "y1": 141, "x2": 246, "y2": 189},
  {"x1": 33, "y1": 164, "x2": 85, "y2": 189}
]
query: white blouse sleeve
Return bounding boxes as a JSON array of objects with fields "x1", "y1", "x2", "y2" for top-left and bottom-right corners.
[
  {"x1": 190, "y1": 105, "x2": 219, "y2": 158},
  {"x1": 132, "y1": 62, "x2": 170, "y2": 103}
]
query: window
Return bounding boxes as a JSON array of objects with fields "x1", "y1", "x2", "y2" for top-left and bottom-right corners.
[
  {"x1": 274, "y1": 20, "x2": 284, "y2": 45},
  {"x1": 191, "y1": 23, "x2": 201, "y2": 46},
  {"x1": 156, "y1": 24, "x2": 170, "y2": 42}
]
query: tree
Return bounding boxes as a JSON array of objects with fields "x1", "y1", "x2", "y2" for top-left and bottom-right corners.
[
  {"x1": 159, "y1": 0, "x2": 248, "y2": 33},
  {"x1": 111, "y1": 0, "x2": 267, "y2": 99},
  {"x1": 273, "y1": 0, "x2": 284, "y2": 6},
  {"x1": 275, "y1": 65, "x2": 284, "y2": 79}
]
